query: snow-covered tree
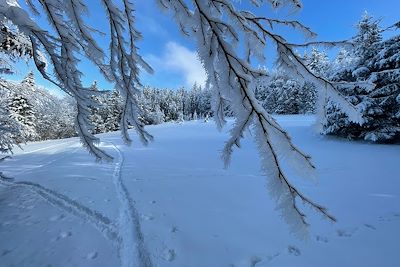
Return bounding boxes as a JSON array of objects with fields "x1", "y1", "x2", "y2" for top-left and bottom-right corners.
[
  {"x1": 21, "y1": 70, "x2": 35, "y2": 88},
  {"x1": 103, "y1": 91, "x2": 121, "y2": 132},
  {"x1": 1, "y1": 0, "x2": 375, "y2": 233},
  {"x1": 8, "y1": 94, "x2": 37, "y2": 141},
  {"x1": 0, "y1": 22, "x2": 32, "y2": 75},
  {"x1": 138, "y1": 86, "x2": 166, "y2": 125},
  {"x1": 304, "y1": 48, "x2": 330, "y2": 76},
  {"x1": 89, "y1": 81, "x2": 106, "y2": 134},
  {"x1": 55, "y1": 96, "x2": 76, "y2": 139},
  {"x1": 354, "y1": 12, "x2": 382, "y2": 68},
  {"x1": 181, "y1": 83, "x2": 212, "y2": 119},
  {"x1": 255, "y1": 71, "x2": 316, "y2": 114},
  {"x1": 329, "y1": 48, "x2": 357, "y2": 78},
  {"x1": 0, "y1": 73, "x2": 77, "y2": 141},
  {"x1": 324, "y1": 14, "x2": 400, "y2": 142},
  {"x1": 0, "y1": 84, "x2": 22, "y2": 152}
]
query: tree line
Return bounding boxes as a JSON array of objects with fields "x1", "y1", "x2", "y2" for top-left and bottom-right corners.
[
  {"x1": 1, "y1": 12, "x2": 399, "y2": 149},
  {"x1": 0, "y1": 74, "x2": 214, "y2": 146}
]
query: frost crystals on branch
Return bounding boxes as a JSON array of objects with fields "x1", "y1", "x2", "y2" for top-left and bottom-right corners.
[
  {"x1": 1, "y1": 0, "x2": 372, "y2": 235},
  {"x1": 0, "y1": 0, "x2": 153, "y2": 161},
  {"x1": 157, "y1": 0, "x2": 352, "y2": 235}
]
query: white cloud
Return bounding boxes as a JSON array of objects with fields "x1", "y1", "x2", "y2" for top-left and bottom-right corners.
[{"x1": 146, "y1": 42, "x2": 207, "y2": 87}]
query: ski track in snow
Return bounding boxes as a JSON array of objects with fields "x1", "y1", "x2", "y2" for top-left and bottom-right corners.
[
  {"x1": 0, "y1": 178, "x2": 118, "y2": 242},
  {"x1": 110, "y1": 143, "x2": 153, "y2": 267},
  {"x1": 1, "y1": 139, "x2": 153, "y2": 267},
  {"x1": 13, "y1": 140, "x2": 77, "y2": 155},
  {"x1": 4, "y1": 141, "x2": 79, "y2": 177}
]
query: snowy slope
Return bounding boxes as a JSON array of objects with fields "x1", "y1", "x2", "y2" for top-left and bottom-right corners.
[{"x1": 1, "y1": 115, "x2": 399, "y2": 267}]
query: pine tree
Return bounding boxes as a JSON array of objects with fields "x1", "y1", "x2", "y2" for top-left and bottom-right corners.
[
  {"x1": 323, "y1": 14, "x2": 400, "y2": 142},
  {"x1": 362, "y1": 35, "x2": 400, "y2": 141},
  {"x1": 89, "y1": 81, "x2": 103, "y2": 134},
  {"x1": 304, "y1": 47, "x2": 330, "y2": 76},
  {"x1": 0, "y1": 87, "x2": 22, "y2": 153},
  {"x1": 198, "y1": 86, "x2": 212, "y2": 118},
  {"x1": 8, "y1": 94, "x2": 37, "y2": 141},
  {"x1": 21, "y1": 71, "x2": 36, "y2": 88},
  {"x1": 104, "y1": 91, "x2": 122, "y2": 131},
  {"x1": 255, "y1": 71, "x2": 316, "y2": 114},
  {"x1": 354, "y1": 12, "x2": 382, "y2": 64}
]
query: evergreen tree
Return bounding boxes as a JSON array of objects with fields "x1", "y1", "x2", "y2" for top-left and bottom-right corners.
[
  {"x1": 328, "y1": 48, "x2": 357, "y2": 79},
  {"x1": 8, "y1": 94, "x2": 37, "y2": 141},
  {"x1": 104, "y1": 91, "x2": 122, "y2": 132},
  {"x1": 323, "y1": 14, "x2": 400, "y2": 142},
  {"x1": 255, "y1": 72, "x2": 316, "y2": 114},
  {"x1": 88, "y1": 81, "x2": 109, "y2": 134},
  {"x1": 354, "y1": 13, "x2": 382, "y2": 65},
  {"x1": 198, "y1": 86, "x2": 212, "y2": 117},
  {"x1": 139, "y1": 86, "x2": 166, "y2": 125},
  {"x1": 0, "y1": 86, "x2": 22, "y2": 153},
  {"x1": 304, "y1": 47, "x2": 330, "y2": 76},
  {"x1": 21, "y1": 71, "x2": 36, "y2": 88}
]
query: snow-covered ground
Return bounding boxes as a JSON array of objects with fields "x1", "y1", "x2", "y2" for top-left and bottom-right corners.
[{"x1": 1, "y1": 115, "x2": 399, "y2": 267}]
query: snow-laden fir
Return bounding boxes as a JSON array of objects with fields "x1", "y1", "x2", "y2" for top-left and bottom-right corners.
[{"x1": 1, "y1": 116, "x2": 399, "y2": 267}]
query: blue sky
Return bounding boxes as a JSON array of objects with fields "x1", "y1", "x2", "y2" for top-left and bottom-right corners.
[{"x1": 9, "y1": 0, "x2": 400, "y2": 96}]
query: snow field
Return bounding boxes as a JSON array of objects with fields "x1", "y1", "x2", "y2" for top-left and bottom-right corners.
[{"x1": 1, "y1": 115, "x2": 399, "y2": 266}]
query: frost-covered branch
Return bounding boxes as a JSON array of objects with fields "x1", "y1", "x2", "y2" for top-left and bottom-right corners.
[
  {"x1": 0, "y1": 0, "x2": 153, "y2": 161},
  {"x1": 158, "y1": 0, "x2": 342, "y2": 234},
  {"x1": 241, "y1": 13, "x2": 369, "y2": 124},
  {"x1": 102, "y1": 0, "x2": 153, "y2": 145},
  {"x1": 1, "y1": 0, "x2": 373, "y2": 234}
]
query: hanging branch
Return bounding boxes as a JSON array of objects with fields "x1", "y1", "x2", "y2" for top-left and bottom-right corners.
[
  {"x1": 156, "y1": 0, "x2": 354, "y2": 234},
  {"x1": 0, "y1": 0, "x2": 153, "y2": 161}
]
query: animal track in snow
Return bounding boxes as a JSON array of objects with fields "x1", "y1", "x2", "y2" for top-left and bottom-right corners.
[
  {"x1": 141, "y1": 214, "x2": 155, "y2": 221},
  {"x1": 59, "y1": 231, "x2": 72, "y2": 238},
  {"x1": 287, "y1": 246, "x2": 301, "y2": 256},
  {"x1": 266, "y1": 252, "x2": 280, "y2": 262},
  {"x1": 162, "y1": 248, "x2": 176, "y2": 262},
  {"x1": 54, "y1": 231, "x2": 72, "y2": 241},
  {"x1": 315, "y1": 235, "x2": 329, "y2": 243},
  {"x1": 249, "y1": 255, "x2": 262, "y2": 266},
  {"x1": 336, "y1": 227, "x2": 358, "y2": 238},
  {"x1": 87, "y1": 251, "x2": 98, "y2": 260},
  {"x1": 1, "y1": 249, "x2": 12, "y2": 256},
  {"x1": 363, "y1": 223, "x2": 376, "y2": 230},
  {"x1": 49, "y1": 214, "x2": 65, "y2": 222},
  {"x1": 378, "y1": 212, "x2": 400, "y2": 222}
]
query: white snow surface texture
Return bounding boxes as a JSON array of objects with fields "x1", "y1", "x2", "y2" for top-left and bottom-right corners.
[{"x1": 0, "y1": 115, "x2": 399, "y2": 267}]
